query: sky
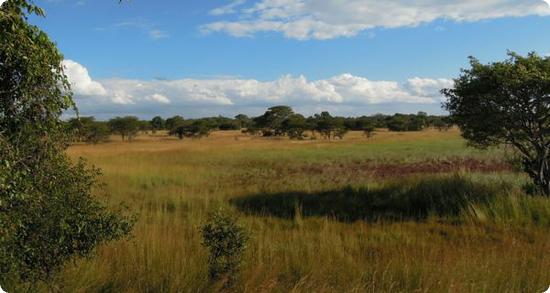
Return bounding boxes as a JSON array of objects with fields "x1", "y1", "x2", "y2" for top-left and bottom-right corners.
[{"x1": 22, "y1": 0, "x2": 550, "y2": 119}]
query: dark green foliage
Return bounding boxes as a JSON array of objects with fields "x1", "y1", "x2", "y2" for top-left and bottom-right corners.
[
  {"x1": 138, "y1": 120, "x2": 152, "y2": 134},
  {"x1": 0, "y1": 0, "x2": 133, "y2": 286},
  {"x1": 386, "y1": 113, "x2": 427, "y2": 132},
  {"x1": 201, "y1": 210, "x2": 249, "y2": 288},
  {"x1": 443, "y1": 52, "x2": 550, "y2": 194},
  {"x1": 234, "y1": 114, "x2": 252, "y2": 129},
  {"x1": 210, "y1": 116, "x2": 240, "y2": 130},
  {"x1": 0, "y1": 153, "x2": 133, "y2": 285},
  {"x1": 67, "y1": 117, "x2": 110, "y2": 144},
  {"x1": 351, "y1": 116, "x2": 376, "y2": 137},
  {"x1": 150, "y1": 116, "x2": 165, "y2": 132},
  {"x1": 239, "y1": 107, "x2": 445, "y2": 138},
  {"x1": 85, "y1": 121, "x2": 110, "y2": 144},
  {"x1": 165, "y1": 115, "x2": 185, "y2": 132},
  {"x1": 281, "y1": 113, "x2": 308, "y2": 139},
  {"x1": 313, "y1": 112, "x2": 347, "y2": 140},
  {"x1": 254, "y1": 105, "x2": 294, "y2": 136},
  {"x1": 362, "y1": 123, "x2": 376, "y2": 138},
  {"x1": 108, "y1": 116, "x2": 140, "y2": 141},
  {"x1": 172, "y1": 119, "x2": 213, "y2": 139},
  {"x1": 429, "y1": 116, "x2": 453, "y2": 131}
]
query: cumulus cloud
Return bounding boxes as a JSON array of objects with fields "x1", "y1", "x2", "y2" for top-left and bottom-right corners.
[
  {"x1": 202, "y1": 0, "x2": 550, "y2": 40},
  {"x1": 146, "y1": 93, "x2": 171, "y2": 104},
  {"x1": 65, "y1": 60, "x2": 453, "y2": 118},
  {"x1": 406, "y1": 77, "x2": 455, "y2": 100},
  {"x1": 63, "y1": 60, "x2": 107, "y2": 96}
]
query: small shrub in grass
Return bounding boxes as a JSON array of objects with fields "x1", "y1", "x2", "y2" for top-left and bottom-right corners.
[{"x1": 201, "y1": 209, "x2": 249, "y2": 288}]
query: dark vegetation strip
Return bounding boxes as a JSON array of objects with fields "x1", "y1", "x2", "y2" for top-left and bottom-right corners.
[
  {"x1": 231, "y1": 176, "x2": 504, "y2": 222},
  {"x1": 288, "y1": 158, "x2": 514, "y2": 178}
]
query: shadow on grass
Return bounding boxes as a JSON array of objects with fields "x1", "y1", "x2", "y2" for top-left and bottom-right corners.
[{"x1": 231, "y1": 176, "x2": 505, "y2": 222}]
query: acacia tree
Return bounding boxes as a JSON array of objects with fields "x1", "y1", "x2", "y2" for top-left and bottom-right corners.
[
  {"x1": 67, "y1": 117, "x2": 110, "y2": 143},
  {"x1": 165, "y1": 115, "x2": 185, "y2": 133},
  {"x1": 0, "y1": 0, "x2": 132, "y2": 287},
  {"x1": 313, "y1": 111, "x2": 347, "y2": 140},
  {"x1": 254, "y1": 105, "x2": 294, "y2": 136},
  {"x1": 281, "y1": 113, "x2": 307, "y2": 139},
  {"x1": 108, "y1": 116, "x2": 140, "y2": 141},
  {"x1": 172, "y1": 119, "x2": 213, "y2": 139},
  {"x1": 443, "y1": 52, "x2": 550, "y2": 195}
]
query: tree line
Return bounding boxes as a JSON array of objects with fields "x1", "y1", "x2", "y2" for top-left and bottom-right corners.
[{"x1": 66, "y1": 107, "x2": 452, "y2": 143}]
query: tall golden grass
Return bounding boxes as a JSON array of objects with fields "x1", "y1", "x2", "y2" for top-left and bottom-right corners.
[{"x1": 48, "y1": 129, "x2": 550, "y2": 292}]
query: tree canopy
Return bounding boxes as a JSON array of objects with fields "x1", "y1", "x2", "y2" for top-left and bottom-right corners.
[
  {"x1": 0, "y1": 0, "x2": 132, "y2": 286},
  {"x1": 443, "y1": 52, "x2": 550, "y2": 194},
  {"x1": 108, "y1": 116, "x2": 140, "y2": 141},
  {"x1": 254, "y1": 105, "x2": 294, "y2": 136}
]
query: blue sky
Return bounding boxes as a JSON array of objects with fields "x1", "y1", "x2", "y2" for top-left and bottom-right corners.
[{"x1": 26, "y1": 0, "x2": 550, "y2": 119}]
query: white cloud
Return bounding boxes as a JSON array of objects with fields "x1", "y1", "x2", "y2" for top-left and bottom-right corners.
[
  {"x1": 202, "y1": 0, "x2": 550, "y2": 40},
  {"x1": 62, "y1": 60, "x2": 107, "y2": 96},
  {"x1": 406, "y1": 77, "x2": 455, "y2": 100},
  {"x1": 210, "y1": 0, "x2": 247, "y2": 16},
  {"x1": 66, "y1": 60, "x2": 453, "y2": 118},
  {"x1": 146, "y1": 93, "x2": 171, "y2": 104}
]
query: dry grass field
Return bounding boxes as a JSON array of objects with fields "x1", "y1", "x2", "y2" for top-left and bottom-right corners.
[{"x1": 53, "y1": 129, "x2": 550, "y2": 292}]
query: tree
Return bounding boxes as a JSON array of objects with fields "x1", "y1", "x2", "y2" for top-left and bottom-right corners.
[
  {"x1": 281, "y1": 113, "x2": 307, "y2": 139},
  {"x1": 386, "y1": 114, "x2": 408, "y2": 131},
  {"x1": 138, "y1": 120, "x2": 152, "y2": 134},
  {"x1": 234, "y1": 114, "x2": 252, "y2": 129},
  {"x1": 165, "y1": 115, "x2": 185, "y2": 132},
  {"x1": 0, "y1": 1, "x2": 132, "y2": 287},
  {"x1": 386, "y1": 114, "x2": 426, "y2": 132},
  {"x1": 108, "y1": 116, "x2": 140, "y2": 141},
  {"x1": 430, "y1": 116, "x2": 452, "y2": 131},
  {"x1": 443, "y1": 52, "x2": 550, "y2": 195},
  {"x1": 313, "y1": 112, "x2": 347, "y2": 140},
  {"x1": 67, "y1": 117, "x2": 110, "y2": 143},
  {"x1": 356, "y1": 118, "x2": 376, "y2": 138},
  {"x1": 86, "y1": 121, "x2": 111, "y2": 144},
  {"x1": 172, "y1": 120, "x2": 213, "y2": 139},
  {"x1": 214, "y1": 116, "x2": 240, "y2": 130},
  {"x1": 150, "y1": 116, "x2": 165, "y2": 133},
  {"x1": 67, "y1": 116, "x2": 96, "y2": 142},
  {"x1": 254, "y1": 105, "x2": 294, "y2": 136}
]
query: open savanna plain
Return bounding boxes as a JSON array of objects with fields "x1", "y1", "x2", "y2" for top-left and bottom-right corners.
[{"x1": 56, "y1": 129, "x2": 550, "y2": 293}]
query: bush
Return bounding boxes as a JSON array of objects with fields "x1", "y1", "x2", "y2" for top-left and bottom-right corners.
[
  {"x1": 0, "y1": 2, "x2": 133, "y2": 287},
  {"x1": 201, "y1": 210, "x2": 249, "y2": 288}
]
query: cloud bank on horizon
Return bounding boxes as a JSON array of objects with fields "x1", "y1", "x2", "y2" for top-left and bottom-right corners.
[
  {"x1": 63, "y1": 60, "x2": 453, "y2": 119},
  {"x1": 202, "y1": 0, "x2": 550, "y2": 40}
]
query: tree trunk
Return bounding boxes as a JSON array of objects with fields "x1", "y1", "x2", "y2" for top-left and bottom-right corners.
[{"x1": 524, "y1": 156, "x2": 550, "y2": 195}]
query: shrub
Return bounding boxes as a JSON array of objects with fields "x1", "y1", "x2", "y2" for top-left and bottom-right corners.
[
  {"x1": 201, "y1": 210, "x2": 249, "y2": 288},
  {"x1": 0, "y1": 1, "x2": 133, "y2": 287}
]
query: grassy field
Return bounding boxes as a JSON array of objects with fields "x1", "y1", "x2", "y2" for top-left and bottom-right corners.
[{"x1": 53, "y1": 129, "x2": 550, "y2": 292}]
